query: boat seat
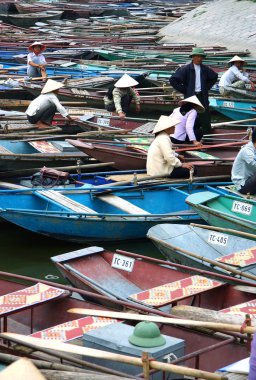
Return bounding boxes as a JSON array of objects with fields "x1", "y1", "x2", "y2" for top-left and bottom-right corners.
[
  {"x1": 38, "y1": 190, "x2": 98, "y2": 215},
  {"x1": 221, "y1": 299, "x2": 256, "y2": 319},
  {"x1": 30, "y1": 315, "x2": 120, "y2": 342},
  {"x1": 0, "y1": 282, "x2": 69, "y2": 332},
  {"x1": 185, "y1": 150, "x2": 219, "y2": 160},
  {"x1": 216, "y1": 246, "x2": 256, "y2": 267},
  {"x1": 218, "y1": 185, "x2": 256, "y2": 200},
  {"x1": 128, "y1": 275, "x2": 223, "y2": 307},
  {"x1": 0, "y1": 181, "x2": 26, "y2": 190},
  {"x1": 97, "y1": 194, "x2": 151, "y2": 215},
  {"x1": 28, "y1": 140, "x2": 61, "y2": 153},
  {"x1": 0, "y1": 146, "x2": 12, "y2": 154},
  {"x1": 132, "y1": 121, "x2": 156, "y2": 134}
]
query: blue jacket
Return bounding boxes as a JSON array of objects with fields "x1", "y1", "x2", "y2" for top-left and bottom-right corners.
[{"x1": 169, "y1": 62, "x2": 218, "y2": 107}]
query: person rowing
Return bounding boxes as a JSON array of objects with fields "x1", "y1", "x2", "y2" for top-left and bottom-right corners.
[
  {"x1": 104, "y1": 73, "x2": 141, "y2": 118},
  {"x1": 170, "y1": 95, "x2": 205, "y2": 147},
  {"x1": 26, "y1": 79, "x2": 75, "y2": 130},
  {"x1": 27, "y1": 41, "x2": 47, "y2": 79},
  {"x1": 219, "y1": 55, "x2": 255, "y2": 97}
]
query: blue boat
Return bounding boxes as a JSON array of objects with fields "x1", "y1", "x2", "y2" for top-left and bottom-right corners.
[
  {"x1": 0, "y1": 183, "x2": 225, "y2": 243},
  {"x1": 209, "y1": 97, "x2": 256, "y2": 121}
]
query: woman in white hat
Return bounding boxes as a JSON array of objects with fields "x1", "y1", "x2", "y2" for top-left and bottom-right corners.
[
  {"x1": 147, "y1": 115, "x2": 194, "y2": 178},
  {"x1": 170, "y1": 95, "x2": 205, "y2": 147},
  {"x1": 26, "y1": 79, "x2": 74, "y2": 129},
  {"x1": 219, "y1": 55, "x2": 254, "y2": 96},
  {"x1": 104, "y1": 73, "x2": 140, "y2": 118},
  {"x1": 27, "y1": 42, "x2": 47, "y2": 78}
]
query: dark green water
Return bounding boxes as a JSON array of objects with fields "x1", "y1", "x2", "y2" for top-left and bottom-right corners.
[{"x1": 1, "y1": 222, "x2": 161, "y2": 283}]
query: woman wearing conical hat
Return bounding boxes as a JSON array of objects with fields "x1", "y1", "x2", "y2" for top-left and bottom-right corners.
[
  {"x1": 170, "y1": 95, "x2": 205, "y2": 147},
  {"x1": 219, "y1": 55, "x2": 254, "y2": 96},
  {"x1": 147, "y1": 115, "x2": 194, "y2": 178},
  {"x1": 104, "y1": 73, "x2": 141, "y2": 118},
  {"x1": 26, "y1": 79, "x2": 75, "y2": 129},
  {"x1": 27, "y1": 41, "x2": 47, "y2": 78}
]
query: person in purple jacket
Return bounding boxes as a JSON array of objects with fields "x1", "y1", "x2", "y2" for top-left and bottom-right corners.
[
  {"x1": 170, "y1": 95, "x2": 205, "y2": 147},
  {"x1": 249, "y1": 333, "x2": 256, "y2": 379}
]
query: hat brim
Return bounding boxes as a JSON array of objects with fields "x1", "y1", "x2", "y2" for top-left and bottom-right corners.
[
  {"x1": 189, "y1": 53, "x2": 206, "y2": 58},
  {"x1": 129, "y1": 334, "x2": 166, "y2": 348},
  {"x1": 28, "y1": 44, "x2": 46, "y2": 52},
  {"x1": 179, "y1": 100, "x2": 205, "y2": 113}
]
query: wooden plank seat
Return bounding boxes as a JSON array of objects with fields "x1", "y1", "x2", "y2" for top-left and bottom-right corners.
[
  {"x1": 31, "y1": 315, "x2": 120, "y2": 342},
  {"x1": 0, "y1": 283, "x2": 69, "y2": 332},
  {"x1": 216, "y1": 247, "x2": 256, "y2": 267},
  {"x1": 128, "y1": 275, "x2": 223, "y2": 307},
  {"x1": 221, "y1": 299, "x2": 256, "y2": 319},
  {"x1": 185, "y1": 150, "x2": 219, "y2": 160},
  {"x1": 28, "y1": 141, "x2": 61, "y2": 153},
  {"x1": 97, "y1": 194, "x2": 150, "y2": 215},
  {"x1": 0, "y1": 146, "x2": 13, "y2": 154},
  {"x1": 38, "y1": 190, "x2": 98, "y2": 215}
]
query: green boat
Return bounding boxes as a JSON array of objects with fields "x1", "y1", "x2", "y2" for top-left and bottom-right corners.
[{"x1": 186, "y1": 191, "x2": 256, "y2": 236}]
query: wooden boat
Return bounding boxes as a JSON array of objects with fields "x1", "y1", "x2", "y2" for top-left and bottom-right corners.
[
  {"x1": 0, "y1": 11, "x2": 63, "y2": 27},
  {"x1": 186, "y1": 190, "x2": 256, "y2": 235},
  {"x1": 147, "y1": 223, "x2": 256, "y2": 281},
  {"x1": 0, "y1": 270, "x2": 253, "y2": 377},
  {"x1": 209, "y1": 97, "x2": 256, "y2": 121},
  {"x1": 0, "y1": 139, "x2": 89, "y2": 173},
  {"x1": 0, "y1": 183, "x2": 212, "y2": 242}
]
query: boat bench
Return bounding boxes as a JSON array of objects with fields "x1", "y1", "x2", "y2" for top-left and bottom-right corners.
[
  {"x1": 128, "y1": 275, "x2": 223, "y2": 308},
  {"x1": 38, "y1": 190, "x2": 98, "y2": 215},
  {"x1": 185, "y1": 150, "x2": 219, "y2": 160},
  {"x1": 97, "y1": 194, "x2": 150, "y2": 215},
  {"x1": 0, "y1": 283, "x2": 69, "y2": 333},
  {"x1": 221, "y1": 299, "x2": 256, "y2": 319},
  {"x1": 30, "y1": 315, "x2": 120, "y2": 342},
  {"x1": 216, "y1": 246, "x2": 256, "y2": 267}
]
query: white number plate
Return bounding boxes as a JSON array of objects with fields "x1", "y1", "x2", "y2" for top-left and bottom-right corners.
[
  {"x1": 97, "y1": 117, "x2": 110, "y2": 127},
  {"x1": 208, "y1": 232, "x2": 228, "y2": 246},
  {"x1": 111, "y1": 254, "x2": 135, "y2": 272},
  {"x1": 232, "y1": 200, "x2": 252, "y2": 215},
  {"x1": 223, "y1": 101, "x2": 234, "y2": 108}
]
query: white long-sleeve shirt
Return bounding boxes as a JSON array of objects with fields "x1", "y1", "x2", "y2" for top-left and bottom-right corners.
[
  {"x1": 26, "y1": 92, "x2": 69, "y2": 118},
  {"x1": 171, "y1": 107, "x2": 197, "y2": 142},
  {"x1": 231, "y1": 142, "x2": 256, "y2": 189},
  {"x1": 219, "y1": 65, "x2": 250, "y2": 87},
  {"x1": 147, "y1": 132, "x2": 182, "y2": 176}
]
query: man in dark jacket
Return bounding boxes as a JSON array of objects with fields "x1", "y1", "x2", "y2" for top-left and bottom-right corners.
[{"x1": 170, "y1": 47, "x2": 218, "y2": 133}]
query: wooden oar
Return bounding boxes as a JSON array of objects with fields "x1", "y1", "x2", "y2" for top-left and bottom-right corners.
[
  {"x1": 149, "y1": 235, "x2": 256, "y2": 282},
  {"x1": 0, "y1": 333, "x2": 228, "y2": 380},
  {"x1": 190, "y1": 223, "x2": 256, "y2": 241},
  {"x1": 68, "y1": 309, "x2": 255, "y2": 334},
  {"x1": 211, "y1": 117, "x2": 256, "y2": 127}
]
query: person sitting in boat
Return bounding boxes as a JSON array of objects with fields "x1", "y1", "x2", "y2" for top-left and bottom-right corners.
[
  {"x1": 104, "y1": 73, "x2": 140, "y2": 118},
  {"x1": 26, "y1": 79, "x2": 75, "y2": 130},
  {"x1": 27, "y1": 41, "x2": 47, "y2": 78},
  {"x1": 231, "y1": 129, "x2": 256, "y2": 195},
  {"x1": 219, "y1": 55, "x2": 254, "y2": 97},
  {"x1": 170, "y1": 95, "x2": 205, "y2": 147},
  {"x1": 147, "y1": 115, "x2": 194, "y2": 178}
]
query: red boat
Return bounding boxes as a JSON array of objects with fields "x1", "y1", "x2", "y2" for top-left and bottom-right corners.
[{"x1": 51, "y1": 246, "x2": 256, "y2": 373}]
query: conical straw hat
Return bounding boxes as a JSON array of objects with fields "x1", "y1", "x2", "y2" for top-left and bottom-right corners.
[
  {"x1": 114, "y1": 74, "x2": 138, "y2": 88},
  {"x1": 0, "y1": 358, "x2": 46, "y2": 380},
  {"x1": 28, "y1": 41, "x2": 46, "y2": 52},
  {"x1": 41, "y1": 79, "x2": 64, "y2": 94},
  {"x1": 152, "y1": 115, "x2": 180, "y2": 134},
  {"x1": 229, "y1": 55, "x2": 245, "y2": 63},
  {"x1": 180, "y1": 95, "x2": 205, "y2": 113}
]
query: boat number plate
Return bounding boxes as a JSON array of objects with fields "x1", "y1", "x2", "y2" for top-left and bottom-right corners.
[
  {"x1": 208, "y1": 231, "x2": 228, "y2": 246},
  {"x1": 232, "y1": 200, "x2": 252, "y2": 215},
  {"x1": 223, "y1": 101, "x2": 234, "y2": 108},
  {"x1": 111, "y1": 254, "x2": 135, "y2": 272},
  {"x1": 96, "y1": 117, "x2": 110, "y2": 127}
]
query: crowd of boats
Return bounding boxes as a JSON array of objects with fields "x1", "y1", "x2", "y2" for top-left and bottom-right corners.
[{"x1": 0, "y1": 0, "x2": 255, "y2": 379}]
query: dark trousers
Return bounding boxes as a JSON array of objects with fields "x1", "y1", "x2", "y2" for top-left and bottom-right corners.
[
  {"x1": 27, "y1": 103, "x2": 57, "y2": 125},
  {"x1": 239, "y1": 175, "x2": 256, "y2": 195},
  {"x1": 106, "y1": 95, "x2": 132, "y2": 114},
  {"x1": 195, "y1": 92, "x2": 211, "y2": 134},
  {"x1": 170, "y1": 167, "x2": 190, "y2": 179}
]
